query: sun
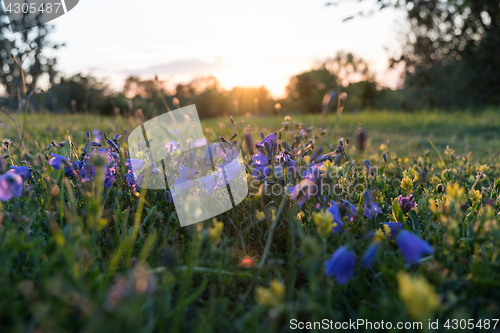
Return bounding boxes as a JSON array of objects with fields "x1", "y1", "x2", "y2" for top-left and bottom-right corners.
[{"x1": 214, "y1": 59, "x2": 288, "y2": 98}]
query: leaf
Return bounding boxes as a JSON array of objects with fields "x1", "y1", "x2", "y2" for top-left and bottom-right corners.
[
  {"x1": 143, "y1": 205, "x2": 157, "y2": 225},
  {"x1": 60, "y1": 136, "x2": 72, "y2": 159},
  {"x1": 410, "y1": 210, "x2": 420, "y2": 235},
  {"x1": 392, "y1": 200, "x2": 405, "y2": 223}
]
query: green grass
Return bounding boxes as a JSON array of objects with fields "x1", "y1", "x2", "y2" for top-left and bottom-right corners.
[
  {"x1": 0, "y1": 109, "x2": 500, "y2": 332},
  {"x1": 6, "y1": 108, "x2": 500, "y2": 161}
]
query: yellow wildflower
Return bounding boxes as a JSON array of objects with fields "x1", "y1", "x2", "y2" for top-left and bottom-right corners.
[
  {"x1": 303, "y1": 156, "x2": 311, "y2": 165},
  {"x1": 208, "y1": 218, "x2": 224, "y2": 245},
  {"x1": 373, "y1": 228, "x2": 385, "y2": 242},
  {"x1": 428, "y1": 198, "x2": 438, "y2": 214},
  {"x1": 397, "y1": 271, "x2": 439, "y2": 321},
  {"x1": 270, "y1": 279, "x2": 285, "y2": 298},
  {"x1": 445, "y1": 183, "x2": 465, "y2": 209},
  {"x1": 373, "y1": 224, "x2": 391, "y2": 242},
  {"x1": 469, "y1": 189, "x2": 482, "y2": 207},
  {"x1": 401, "y1": 176, "x2": 414, "y2": 194},
  {"x1": 403, "y1": 168, "x2": 419, "y2": 182},
  {"x1": 430, "y1": 176, "x2": 440, "y2": 185},
  {"x1": 428, "y1": 197, "x2": 451, "y2": 214},
  {"x1": 313, "y1": 210, "x2": 334, "y2": 236},
  {"x1": 255, "y1": 278, "x2": 285, "y2": 307},
  {"x1": 256, "y1": 210, "x2": 266, "y2": 220}
]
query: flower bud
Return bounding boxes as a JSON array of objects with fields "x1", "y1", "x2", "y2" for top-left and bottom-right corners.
[
  {"x1": 356, "y1": 127, "x2": 366, "y2": 152},
  {"x1": 244, "y1": 132, "x2": 254, "y2": 155},
  {"x1": 264, "y1": 141, "x2": 271, "y2": 153},
  {"x1": 310, "y1": 146, "x2": 324, "y2": 162},
  {"x1": 164, "y1": 190, "x2": 172, "y2": 203},
  {"x1": 107, "y1": 139, "x2": 119, "y2": 152}
]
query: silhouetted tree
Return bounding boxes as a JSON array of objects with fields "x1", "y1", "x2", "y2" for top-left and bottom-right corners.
[
  {"x1": 334, "y1": 0, "x2": 500, "y2": 108},
  {"x1": 0, "y1": 6, "x2": 60, "y2": 106}
]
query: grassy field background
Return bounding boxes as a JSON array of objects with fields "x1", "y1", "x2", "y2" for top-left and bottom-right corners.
[{"x1": 3, "y1": 108, "x2": 500, "y2": 161}]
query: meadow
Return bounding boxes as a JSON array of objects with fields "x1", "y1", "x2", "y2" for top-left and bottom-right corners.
[{"x1": 1, "y1": 108, "x2": 500, "y2": 332}]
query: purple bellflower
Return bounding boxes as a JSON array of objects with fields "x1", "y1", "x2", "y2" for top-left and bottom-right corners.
[
  {"x1": 0, "y1": 172, "x2": 23, "y2": 201},
  {"x1": 398, "y1": 194, "x2": 417, "y2": 214},
  {"x1": 8, "y1": 166, "x2": 31, "y2": 180},
  {"x1": 290, "y1": 179, "x2": 315, "y2": 208},
  {"x1": 48, "y1": 153, "x2": 69, "y2": 171}
]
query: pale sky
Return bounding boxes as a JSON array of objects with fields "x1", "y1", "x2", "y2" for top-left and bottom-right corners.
[{"x1": 45, "y1": 0, "x2": 407, "y2": 97}]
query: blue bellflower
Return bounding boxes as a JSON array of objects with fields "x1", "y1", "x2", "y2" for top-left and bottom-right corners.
[
  {"x1": 251, "y1": 152, "x2": 269, "y2": 167},
  {"x1": 361, "y1": 243, "x2": 380, "y2": 268},
  {"x1": 251, "y1": 166, "x2": 270, "y2": 180},
  {"x1": 324, "y1": 246, "x2": 356, "y2": 285},
  {"x1": 364, "y1": 190, "x2": 381, "y2": 220},
  {"x1": 383, "y1": 222, "x2": 403, "y2": 237},
  {"x1": 256, "y1": 133, "x2": 277, "y2": 156},
  {"x1": 396, "y1": 230, "x2": 434, "y2": 264},
  {"x1": 333, "y1": 200, "x2": 358, "y2": 222},
  {"x1": 327, "y1": 204, "x2": 343, "y2": 233}
]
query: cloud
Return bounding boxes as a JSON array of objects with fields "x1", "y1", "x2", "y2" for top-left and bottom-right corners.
[{"x1": 122, "y1": 57, "x2": 230, "y2": 77}]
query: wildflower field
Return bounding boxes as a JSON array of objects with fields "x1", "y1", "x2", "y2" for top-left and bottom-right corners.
[{"x1": 1, "y1": 109, "x2": 500, "y2": 332}]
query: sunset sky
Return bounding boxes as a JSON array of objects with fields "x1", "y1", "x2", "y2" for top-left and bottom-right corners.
[{"x1": 47, "y1": 0, "x2": 407, "y2": 97}]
